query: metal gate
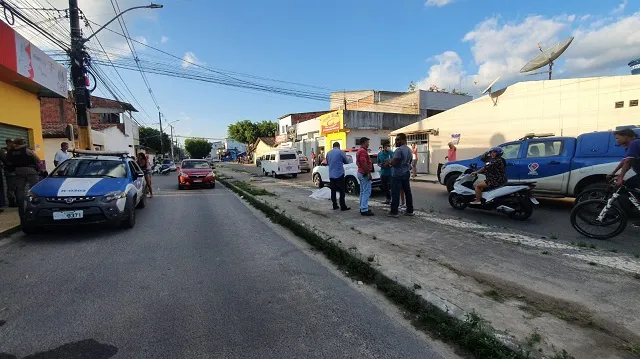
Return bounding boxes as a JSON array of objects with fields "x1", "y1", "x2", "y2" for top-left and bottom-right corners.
[
  {"x1": 407, "y1": 133, "x2": 429, "y2": 174},
  {"x1": 0, "y1": 124, "x2": 29, "y2": 147}
]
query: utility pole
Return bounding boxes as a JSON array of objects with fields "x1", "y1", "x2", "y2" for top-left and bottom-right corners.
[
  {"x1": 69, "y1": 0, "x2": 92, "y2": 150},
  {"x1": 169, "y1": 125, "x2": 175, "y2": 161},
  {"x1": 158, "y1": 112, "x2": 164, "y2": 157}
]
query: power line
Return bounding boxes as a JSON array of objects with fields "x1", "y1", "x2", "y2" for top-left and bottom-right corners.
[{"x1": 1, "y1": 0, "x2": 68, "y2": 50}]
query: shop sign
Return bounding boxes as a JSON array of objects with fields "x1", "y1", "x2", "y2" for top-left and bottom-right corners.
[
  {"x1": 0, "y1": 21, "x2": 68, "y2": 97},
  {"x1": 275, "y1": 134, "x2": 288, "y2": 144},
  {"x1": 320, "y1": 111, "x2": 343, "y2": 135}
]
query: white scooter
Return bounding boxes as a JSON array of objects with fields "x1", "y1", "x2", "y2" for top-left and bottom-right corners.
[
  {"x1": 151, "y1": 163, "x2": 161, "y2": 175},
  {"x1": 448, "y1": 170, "x2": 538, "y2": 220}
]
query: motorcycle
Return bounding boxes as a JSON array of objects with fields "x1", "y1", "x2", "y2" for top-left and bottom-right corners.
[
  {"x1": 448, "y1": 170, "x2": 538, "y2": 220},
  {"x1": 160, "y1": 165, "x2": 172, "y2": 176},
  {"x1": 151, "y1": 163, "x2": 161, "y2": 175}
]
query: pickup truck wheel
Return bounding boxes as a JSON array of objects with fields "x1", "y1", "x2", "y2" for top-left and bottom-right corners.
[
  {"x1": 313, "y1": 173, "x2": 324, "y2": 188},
  {"x1": 346, "y1": 177, "x2": 359, "y2": 195},
  {"x1": 575, "y1": 183, "x2": 612, "y2": 206},
  {"x1": 445, "y1": 173, "x2": 460, "y2": 192}
]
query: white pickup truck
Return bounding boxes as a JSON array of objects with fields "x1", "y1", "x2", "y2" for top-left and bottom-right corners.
[{"x1": 312, "y1": 151, "x2": 382, "y2": 195}]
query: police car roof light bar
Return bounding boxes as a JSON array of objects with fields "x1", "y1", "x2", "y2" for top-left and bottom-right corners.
[
  {"x1": 519, "y1": 133, "x2": 556, "y2": 140},
  {"x1": 71, "y1": 149, "x2": 131, "y2": 157}
]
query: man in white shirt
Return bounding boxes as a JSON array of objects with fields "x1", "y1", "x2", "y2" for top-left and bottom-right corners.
[{"x1": 54, "y1": 142, "x2": 71, "y2": 167}]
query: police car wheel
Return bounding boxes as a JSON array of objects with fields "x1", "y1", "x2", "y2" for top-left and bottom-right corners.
[
  {"x1": 445, "y1": 174, "x2": 459, "y2": 193},
  {"x1": 21, "y1": 223, "x2": 38, "y2": 235},
  {"x1": 121, "y1": 200, "x2": 136, "y2": 229},
  {"x1": 136, "y1": 192, "x2": 147, "y2": 209}
]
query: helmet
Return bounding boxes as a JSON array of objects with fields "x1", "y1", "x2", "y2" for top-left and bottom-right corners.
[{"x1": 489, "y1": 147, "x2": 504, "y2": 156}]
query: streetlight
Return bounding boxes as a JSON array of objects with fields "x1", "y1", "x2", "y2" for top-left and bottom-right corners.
[{"x1": 82, "y1": 3, "x2": 164, "y2": 43}]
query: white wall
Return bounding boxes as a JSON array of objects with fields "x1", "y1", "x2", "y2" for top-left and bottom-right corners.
[
  {"x1": 296, "y1": 118, "x2": 320, "y2": 139},
  {"x1": 346, "y1": 129, "x2": 391, "y2": 150},
  {"x1": 100, "y1": 127, "x2": 133, "y2": 155},
  {"x1": 123, "y1": 113, "x2": 139, "y2": 147},
  {"x1": 225, "y1": 138, "x2": 246, "y2": 152},
  {"x1": 278, "y1": 115, "x2": 292, "y2": 135}
]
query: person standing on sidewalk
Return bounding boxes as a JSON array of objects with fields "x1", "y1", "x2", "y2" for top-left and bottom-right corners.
[
  {"x1": 317, "y1": 149, "x2": 325, "y2": 166},
  {"x1": 377, "y1": 141, "x2": 393, "y2": 204},
  {"x1": 356, "y1": 137, "x2": 374, "y2": 216},
  {"x1": 53, "y1": 141, "x2": 71, "y2": 167},
  {"x1": 7, "y1": 138, "x2": 41, "y2": 220},
  {"x1": 411, "y1": 143, "x2": 418, "y2": 179},
  {"x1": 325, "y1": 142, "x2": 350, "y2": 211},
  {"x1": 445, "y1": 142, "x2": 457, "y2": 162},
  {"x1": 310, "y1": 149, "x2": 316, "y2": 167},
  {"x1": 389, "y1": 133, "x2": 414, "y2": 217},
  {"x1": 0, "y1": 139, "x2": 17, "y2": 207}
]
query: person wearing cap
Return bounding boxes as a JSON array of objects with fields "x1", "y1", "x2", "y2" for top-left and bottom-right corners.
[
  {"x1": 356, "y1": 137, "x2": 374, "y2": 216},
  {"x1": 610, "y1": 128, "x2": 640, "y2": 190},
  {"x1": 6, "y1": 138, "x2": 41, "y2": 219}
]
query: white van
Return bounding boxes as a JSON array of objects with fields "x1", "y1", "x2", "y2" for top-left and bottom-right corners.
[{"x1": 261, "y1": 149, "x2": 300, "y2": 178}]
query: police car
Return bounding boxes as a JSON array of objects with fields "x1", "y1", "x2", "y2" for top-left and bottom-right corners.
[{"x1": 22, "y1": 150, "x2": 147, "y2": 234}]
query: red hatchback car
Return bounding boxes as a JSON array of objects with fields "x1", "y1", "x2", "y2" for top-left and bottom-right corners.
[{"x1": 178, "y1": 159, "x2": 216, "y2": 190}]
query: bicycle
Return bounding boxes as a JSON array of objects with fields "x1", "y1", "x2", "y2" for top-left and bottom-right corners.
[
  {"x1": 573, "y1": 178, "x2": 616, "y2": 206},
  {"x1": 570, "y1": 181, "x2": 640, "y2": 239}
]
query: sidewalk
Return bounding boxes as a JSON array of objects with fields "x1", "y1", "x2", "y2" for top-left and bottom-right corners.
[
  {"x1": 0, "y1": 207, "x2": 20, "y2": 237},
  {"x1": 412, "y1": 173, "x2": 439, "y2": 183},
  {"x1": 218, "y1": 167, "x2": 640, "y2": 359}
]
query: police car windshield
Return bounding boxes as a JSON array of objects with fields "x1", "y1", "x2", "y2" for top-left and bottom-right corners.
[{"x1": 51, "y1": 159, "x2": 128, "y2": 178}]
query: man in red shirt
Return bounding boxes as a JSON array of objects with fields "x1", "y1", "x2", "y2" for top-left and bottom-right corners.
[{"x1": 356, "y1": 137, "x2": 374, "y2": 216}]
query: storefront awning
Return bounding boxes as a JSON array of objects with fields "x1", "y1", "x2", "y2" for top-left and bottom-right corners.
[{"x1": 0, "y1": 20, "x2": 68, "y2": 98}]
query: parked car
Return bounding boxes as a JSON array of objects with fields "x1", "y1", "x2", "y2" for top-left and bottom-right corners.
[
  {"x1": 438, "y1": 128, "x2": 640, "y2": 197},
  {"x1": 297, "y1": 151, "x2": 311, "y2": 173},
  {"x1": 178, "y1": 159, "x2": 216, "y2": 189},
  {"x1": 312, "y1": 150, "x2": 381, "y2": 195},
  {"x1": 261, "y1": 149, "x2": 299, "y2": 178},
  {"x1": 22, "y1": 151, "x2": 147, "y2": 234}
]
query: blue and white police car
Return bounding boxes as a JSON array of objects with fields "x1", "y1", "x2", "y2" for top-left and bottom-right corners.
[{"x1": 22, "y1": 150, "x2": 147, "y2": 234}]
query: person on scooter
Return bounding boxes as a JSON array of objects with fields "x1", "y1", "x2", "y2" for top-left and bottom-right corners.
[{"x1": 470, "y1": 147, "x2": 507, "y2": 205}]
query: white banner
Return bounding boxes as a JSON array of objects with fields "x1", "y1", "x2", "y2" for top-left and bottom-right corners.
[{"x1": 15, "y1": 34, "x2": 68, "y2": 97}]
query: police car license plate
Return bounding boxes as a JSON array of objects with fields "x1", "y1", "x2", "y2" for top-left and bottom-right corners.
[{"x1": 53, "y1": 210, "x2": 84, "y2": 220}]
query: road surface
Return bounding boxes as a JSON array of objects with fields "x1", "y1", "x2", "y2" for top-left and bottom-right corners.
[
  {"x1": 230, "y1": 163, "x2": 640, "y2": 254},
  {"x1": 0, "y1": 174, "x2": 450, "y2": 358}
]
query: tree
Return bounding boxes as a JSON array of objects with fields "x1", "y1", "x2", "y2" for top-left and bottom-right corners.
[
  {"x1": 139, "y1": 127, "x2": 171, "y2": 155},
  {"x1": 228, "y1": 120, "x2": 278, "y2": 144},
  {"x1": 184, "y1": 138, "x2": 213, "y2": 159}
]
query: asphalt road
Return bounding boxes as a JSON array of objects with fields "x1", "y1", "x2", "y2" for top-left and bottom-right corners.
[
  {"x1": 230, "y1": 163, "x2": 640, "y2": 254},
  {"x1": 0, "y1": 174, "x2": 449, "y2": 358}
]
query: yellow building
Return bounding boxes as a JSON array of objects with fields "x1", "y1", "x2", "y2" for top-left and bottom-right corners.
[
  {"x1": 0, "y1": 20, "x2": 68, "y2": 164},
  {"x1": 392, "y1": 75, "x2": 640, "y2": 174},
  {"x1": 250, "y1": 137, "x2": 276, "y2": 164}
]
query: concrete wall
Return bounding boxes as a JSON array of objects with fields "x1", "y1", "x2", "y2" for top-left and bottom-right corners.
[
  {"x1": 296, "y1": 118, "x2": 320, "y2": 139},
  {"x1": 100, "y1": 127, "x2": 133, "y2": 154},
  {"x1": 278, "y1": 115, "x2": 292, "y2": 135},
  {"x1": 330, "y1": 90, "x2": 374, "y2": 110},
  {"x1": 225, "y1": 139, "x2": 246, "y2": 152},
  {"x1": 253, "y1": 140, "x2": 274, "y2": 164},
  {"x1": 393, "y1": 75, "x2": 640, "y2": 173},
  {"x1": 343, "y1": 111, "x2": 420, "y2": 131},
  {"x1": 419, "y1": 90, "x2": 472, "y2": 111},
  {"x1": 346, "y1": 129, "x2": 391, "y2": 150}
]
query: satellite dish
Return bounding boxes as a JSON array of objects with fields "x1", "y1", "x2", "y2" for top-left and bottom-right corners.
[
  {"x1": 481, "y1": 76, "x2": 500, "y2": 95},
  {"x1": 520, "y1": 36, "x2": 574, "y2": 80}
]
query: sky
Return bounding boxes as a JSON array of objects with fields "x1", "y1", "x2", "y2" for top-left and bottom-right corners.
[{"x1": 6, "y1": 0, "x2": 640, "y2": 142}]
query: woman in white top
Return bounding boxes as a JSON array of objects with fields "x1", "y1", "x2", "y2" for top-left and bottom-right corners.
[{"x1": 411, "y1": 143, "x2": 418, "y2": 179}]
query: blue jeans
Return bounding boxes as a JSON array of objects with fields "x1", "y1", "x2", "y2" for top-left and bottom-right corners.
[
  {"x1": 357, "y1": 173, "x2": 372, "y2": 213},
  {"x1": 391, "y1": 174, "x2": 413, "y2": 214}
]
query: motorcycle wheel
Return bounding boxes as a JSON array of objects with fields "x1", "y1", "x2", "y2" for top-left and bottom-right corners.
[
  {"x1": 570, "y1": 199, "x2": 627, "y2": 240},
  {"x1": 508, "y1": 196, "x2": 533, "y2": 221},
  {"x1": 448, "y1": 192, "x2": 468, "y2": 210}
]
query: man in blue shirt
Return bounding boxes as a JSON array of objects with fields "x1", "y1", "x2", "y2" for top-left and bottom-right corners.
[
  {"x1": 325, "y1": 142, "x2": 350, "y2": 211},
  {"x1": 388, "y1": 133, "x2": 414, "y2": 217},
  {"x1": 611, "y1": 128, "x2": 640, "y2": 189},
  {"x1": 377, "y1": 141, "x2": 393, "y2": 204}
]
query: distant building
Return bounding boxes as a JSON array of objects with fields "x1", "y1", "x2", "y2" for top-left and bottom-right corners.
[{"x1": 629, "y1": 58, "x2": 640, "y2": 75}]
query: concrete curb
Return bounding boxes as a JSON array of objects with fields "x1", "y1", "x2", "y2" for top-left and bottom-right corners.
[
  {"x1": 0, "y1": 224, "x2": 20, "y2": 238},
  {"x1": 218, "y1": 177, "x2": 547, "y2": 359}
]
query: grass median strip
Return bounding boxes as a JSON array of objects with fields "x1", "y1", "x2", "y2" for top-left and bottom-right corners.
[
  {"x1": 231, "y1": 180, "x2": 274, "y2": 196},
  {"x1": 220, "y1": 177, "x2": 565, "y2": 359}
]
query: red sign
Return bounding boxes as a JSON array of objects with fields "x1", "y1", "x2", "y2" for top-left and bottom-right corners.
[{"x1": 0, "y1": 20, "x2": 68, "y2": 97}]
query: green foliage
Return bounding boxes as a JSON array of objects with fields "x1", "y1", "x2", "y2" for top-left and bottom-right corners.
[
  {"x1": 139, "y1": 127, "x2": 171, "y2": 155},
  {"x1": 228, "y1": 120, "x2": 278, "y2": 144},
  {"x1": 184, "y1": 138, "x2": 213, "y2": 159}
]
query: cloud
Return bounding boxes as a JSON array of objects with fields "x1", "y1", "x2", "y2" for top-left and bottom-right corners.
[
  {"x1": 182, "y1": 51, "x2": 205, "y2": 68},
  {"x1": 161, "y1": 36, "x2": 169, "y2": 44},
  {"x1": 612, "y1": 0, "x2": 628, "y2": 14},
  {"x1": 416, "y1": 51, "x2": 466, "y2": 91},
  {"x1": 416, "y1": 11, "x2": 640, "y2": 91},
  {"x1": 425, "y1": 0, "x2": 454, "y2": 7}
]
